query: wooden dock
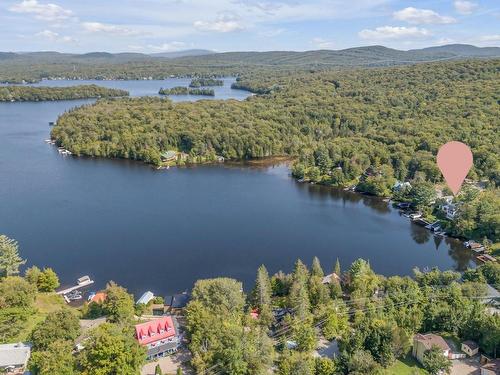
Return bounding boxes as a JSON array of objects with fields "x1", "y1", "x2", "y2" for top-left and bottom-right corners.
[{"x1": 57, "y1": 276, "x2": 94, "y2": 296}]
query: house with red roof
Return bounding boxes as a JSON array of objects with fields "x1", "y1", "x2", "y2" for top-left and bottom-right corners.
[{"x1": 135, "y1": 316, "x2": 179, "y2": 360}]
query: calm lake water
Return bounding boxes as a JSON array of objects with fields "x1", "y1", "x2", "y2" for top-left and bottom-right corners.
[{"x1": 0, "y1": 79, "x2": 473, "y2": 297}]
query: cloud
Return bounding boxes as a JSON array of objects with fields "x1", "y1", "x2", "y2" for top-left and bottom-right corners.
[
  {"x1": 194, "y1": 14, "x2": 245, "y2": 32},
  {"x1": 9, "y1": 0, "x2": 73, "y2": 21},
  {"x1": 82, "y1": 22, "x2": 143, "y2": 36},
  {"x1": 35, "y1": 29, "x2": 75, "y2": 42},
  {"x1": 147, "y1": 41, "x2": 187, "y2": 51},
  {"x1": 453, "y1": 1, "x2": 478, "y2": 15},
  {"x1": 393, "y1": 7, "x2": 456, "y2": 24},
  {"x1": 359, "y1": 26, "x2": 431, "y2": 40},
  {"x1": 477, "y1": 34, "x2": 500, "y2": 42},
  {"x1": 311, "y1": 37, "x2": 334, "y2": 49}
]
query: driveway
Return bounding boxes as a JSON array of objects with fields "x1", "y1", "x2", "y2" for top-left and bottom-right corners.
[
  {"x1": 141, "y1": 348, "x2": 193, "y2": 375},
  {"x1": 450, "y1": 357, "x2": 480, "y2": 375}
]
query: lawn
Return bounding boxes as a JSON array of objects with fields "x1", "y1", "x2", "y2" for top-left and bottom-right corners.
[
  {"x1": 9, "y1": 293, "x2": 66, "y2": 342},
  {"x1": 382, "y1": 356, "x2": 428, "y2": 375}
]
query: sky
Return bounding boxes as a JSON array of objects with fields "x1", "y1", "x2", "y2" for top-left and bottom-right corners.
[{"x1": 1, "y1": 0, "x2": 499, "y2": 53}]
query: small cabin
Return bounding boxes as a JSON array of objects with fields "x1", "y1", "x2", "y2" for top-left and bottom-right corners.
[{"x1": 461, "y1": 341, "x2": 479, "y2": 357}]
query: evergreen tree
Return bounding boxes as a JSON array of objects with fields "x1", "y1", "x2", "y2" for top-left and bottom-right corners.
[
  {"x1": 252, "y1": 265, "x2": 273, "y2": 326},
  {"x1": 0, "y1": 235, "x2": 26, "y2": 277},
  {"x1": 288, "y1": 260, "x2": 310, "y2": 319},
  {"x1": 334, "y1": 258, "x2": 341, "y2": 277},
  {"x1": 311, "y1": 257, "x2": 324, "y2": 278}
]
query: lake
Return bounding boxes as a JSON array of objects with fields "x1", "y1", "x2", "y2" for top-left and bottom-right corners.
[{"x1": 0, "y1": 78, "x2": 473, "y2": 298}]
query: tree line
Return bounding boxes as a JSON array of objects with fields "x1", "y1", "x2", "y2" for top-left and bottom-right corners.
[
  {"x1": 159, "y1": 86, "x2": 215, "y2": 96},
  {"x1": 0, "y1": 84, "x2": 129, "y2": 102}
]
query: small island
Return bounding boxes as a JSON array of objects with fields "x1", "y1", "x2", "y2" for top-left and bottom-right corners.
[
  {"x1": 158, "y1": 86, "x2": 215, "y2": 96},
  {"x1": 189, "y1": 78, "x2": 224, "y2": 87},
  {"x1": 0, "y1": 84, "x2": 129, "y2": 102}
]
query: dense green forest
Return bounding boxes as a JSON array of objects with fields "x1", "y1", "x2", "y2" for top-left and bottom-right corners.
[
  {"x1": 0, "y1": 84, "x2": 128, "y2": 102},
  {"x1": 52, "y1": 59, "x2": 499, "y2": 179},
  {"x1": 189, "y1": 78, "x2": 223, "y2": 87},
  {"x1": 158, "y1": 86, "x2": 215, "y2": 96}
]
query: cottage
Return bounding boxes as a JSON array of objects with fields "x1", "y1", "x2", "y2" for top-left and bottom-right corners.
[
  {"x1": 461, "y1": 340, "x2": 479, "y2": 357},
  {"x1": 393, "y1": 181, "x2": 411, "y2": 192},
  {"x1": 165, "y1": 292, "x2": 190, "y2": 310},
  {"x1": 0, "y1": 343, "x2": 31, "y2": 375},
  {"x1": 412, "y1": 333, "x2": 451, "y2": 364},
  {"x1": 439, "y1": 196, "x2": 459, "y2": 220},
  {"x1": 322, "y1": 273, "x2": 341, "y2": 285},
  {"x1": 161, "y1": 151, "x2": 177, "y2": 162},
  {"x1": 88, "y1": 292, "x2": 107, "y2": 304},
  {"x1": 135, "y1": 316, "x2": 179, "y2": 360}
]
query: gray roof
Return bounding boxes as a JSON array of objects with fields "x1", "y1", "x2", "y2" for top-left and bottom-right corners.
[{"x1": 0, "y1": 343, "x2": 31, "y2": 367}]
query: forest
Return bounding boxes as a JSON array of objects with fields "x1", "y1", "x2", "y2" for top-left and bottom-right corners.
[
  {"x1": 158, "y1": 86, "x2": 215, "y2": 96},
  {"x1": 0, "y1": 84, "x2": 128, "y2": 102},
  {"x1": 189, "y1": 78, "x2": 223, "y2": 87}
]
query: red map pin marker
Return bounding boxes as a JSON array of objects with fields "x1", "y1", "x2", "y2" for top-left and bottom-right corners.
[{"x1": 437, "y1": 141, "x2": 473, "y2": 196}]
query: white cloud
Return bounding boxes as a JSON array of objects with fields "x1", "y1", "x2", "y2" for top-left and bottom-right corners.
[
  {"x1": 35, "y1": 29, "x2": 75, "y2": 42},
  {"x1": 359, "y1": 26, "x2": 431, "y2": 40},
  {"x1": 477, "y1": 34, "x2": 500, "y2": 42},
  {"x1": 194, "y1": 14, "x2": 245, "y2": 32},
  {"x1": 82, "y1": 22, "x2": 143, "y2": 36},
  {"x1": 35, "y1": 29, "x2": 58, "y2": 39},
  {"x1": 311, "y1": 37, "x2": 334, "y2": 49},
  {"x1": 9, "y1": 0, "x2": 73, "y2": 21},
  {"x1": 454, "y1": 1, "x2": 478, "y2": 15},
  {"x1": 147, "y1": 41, "x2": 187, "y2": 51},
  {"x1": 393, "y1": 7, "x2": 456, "y2": 24}
]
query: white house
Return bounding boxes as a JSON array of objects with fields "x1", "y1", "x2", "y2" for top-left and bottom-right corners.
[
  {"x1": 439, "y1": 196, "x2": 459, "y2": 220},
  {"x1": 0, "y1": 343, "x2": 31, "y2": 375},
  {"x1": 412, "y1": 333, "x2": 451, "y2": 364}
]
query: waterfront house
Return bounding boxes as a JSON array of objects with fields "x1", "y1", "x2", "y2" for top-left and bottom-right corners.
[
  {"x1": 393, "y1": 181, "x2": 411, "y2": 192},
  {"x1": 88, "y1": 292, "x2": 107, "y2": 304},
  {"x1": 135, "y1": 316, "x2": 179, "y2": 360},
  {"x1": 439, "y1": 196, "x2": 459, "y2": 220},
  {"x1": 165, "y1": 292, "x2": 191, "y2": 311},
  {"x1": 0, "y1": 343, "x2": 31, "y2": 375},
  {"x1": 136, "y1": 291, "x2": 155, "y2": 305},
  {"x1": 412, "y1": 333, "x2": 451, "y2": 364},
  {"x1": 161, "y1": 151, "x2": 177, "y2": 162},
  {"x1": 322, "y1": 273, "x2": 341, "y2": 285},
  {"x1": 461, "y1": 340, "x2": 479, "y2": 357}
]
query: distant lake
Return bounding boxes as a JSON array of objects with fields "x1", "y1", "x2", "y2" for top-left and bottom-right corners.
[
  {"x1": 0, "y1": 79, "x2": 473, "y2": 298},
  {"x1": 6, "y1": 77, "x2": 251, "y2": 101}
]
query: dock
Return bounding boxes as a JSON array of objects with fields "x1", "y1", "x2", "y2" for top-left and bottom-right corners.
[{"x1": 57, "y1": 275, "x2": 94, "y2": 296}]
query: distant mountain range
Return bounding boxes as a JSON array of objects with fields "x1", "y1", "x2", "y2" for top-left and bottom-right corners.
[
  {"x1": 149, "y1": 49, "x2": 216, "y2": 58},
  {"x1": 1, "y1": 44, "x2": 498, "y2": 67}
]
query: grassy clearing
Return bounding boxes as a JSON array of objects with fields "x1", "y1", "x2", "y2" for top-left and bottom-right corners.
[
  {"x1": 382, "y1": 356, "x2": 428, "y2": 375},
  {"x1": 10, "y1": 293, "x2": 66, "y2": 342}
]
